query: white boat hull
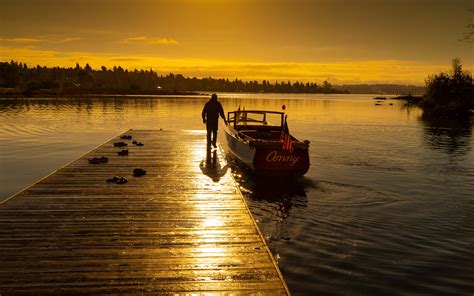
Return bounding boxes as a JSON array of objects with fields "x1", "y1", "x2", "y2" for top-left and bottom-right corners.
[{"x1": 224, "y1": 126, "x2": 256, "y2": 169}]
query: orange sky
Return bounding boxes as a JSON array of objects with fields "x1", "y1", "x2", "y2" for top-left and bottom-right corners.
[{"x1": 1, "y1": 0, "x2": 472, "y2": 85}]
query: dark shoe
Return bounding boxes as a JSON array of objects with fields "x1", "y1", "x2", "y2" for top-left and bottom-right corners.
[
  {"x1": 133, "y1": 168, "x2": 147, "y2": 177},
  {"x1": 100, "y1": 156, "x2": 108, "y2": 163},
  {"x1": 117, "y1": 149, "x2": 129, "y2": 156},
  {"x1": 114, "y1": 142, "x2": 127, "y2": 147},
  {"x1": 106, "y1": 176, "x2": 127, "y2": 184},
  {"x1": 132, "y1": 140, "x2": 137, "y2": 144},
  {"x1": 115, "y1": 177, "x2": 128, "y2": 184},
  {"x1": 88, "y1": 157, "x2": 101, "y2": 164},
  {"x1": 106, "y1": 176, "x2": 120, "y2": 183},
  {"x1": 120, "y1": 135, "x2": 132, "y2": 140},
  {"x1": 134, "y1": 141, "x2": 144, "y2": 146}
]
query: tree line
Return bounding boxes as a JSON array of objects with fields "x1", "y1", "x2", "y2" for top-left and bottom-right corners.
[{"x1": 0, "y1": 61, "x2": 346, "y2": 95}]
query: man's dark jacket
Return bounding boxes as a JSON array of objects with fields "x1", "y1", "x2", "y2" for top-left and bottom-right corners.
[{"x1": 202, "y1": 98, "x2": 225, "y2": 129}]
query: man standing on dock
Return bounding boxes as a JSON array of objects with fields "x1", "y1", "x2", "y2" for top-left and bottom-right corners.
[{"x1": 202, "y1": 94, "x2": 227, "y2": 148}]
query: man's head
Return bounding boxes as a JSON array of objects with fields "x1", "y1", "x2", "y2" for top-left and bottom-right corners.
[{"x1": 211, "y1": 93, "x2": 218, "y2": 101}]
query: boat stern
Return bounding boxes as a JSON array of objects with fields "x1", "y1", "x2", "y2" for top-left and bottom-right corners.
[{"x1": 253, "y1": 143, "x2": 310, "y2": 176}]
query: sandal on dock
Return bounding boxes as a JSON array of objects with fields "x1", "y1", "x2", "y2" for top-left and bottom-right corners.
[
  {"x1": 106, "y1": 176, "x2": 128, "y2": 184},
  {"x1": 115, "y1": 177, "x2": 128, "y2": 184},
  {"x1": 120, "y1": 135, "x2": 132, "y2": 140},
  {"x1": 133, "y1": 168, "x2": 147, "y2": 177},
  {"x1": 106, "y1": 176, "x2": 119, "y2": 183},
  {"x1": 117, "y1": 149, "x2": 129, "y2": 156},
  {"x1": 113, "y1": 142, "x2": 128, "y2": 147},
  {"x1": 89, "y1": 156, "x2": 108, "y2": 164}
]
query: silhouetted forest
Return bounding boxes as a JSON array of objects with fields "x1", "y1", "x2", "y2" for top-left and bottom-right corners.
[
  {"x1": 0, "y1": 61, "x2": 348, "y2": 95},
  {"x1": 0, "y1": 60, "x2": 425, "y2": 95}
]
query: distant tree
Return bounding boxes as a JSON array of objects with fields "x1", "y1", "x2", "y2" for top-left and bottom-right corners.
[
  {"x1": 322, "y1": 80, "x2": 331, "y2": 93},
  {"x1": 424, "y1": 58, "x2": 473, "y2": 115},
  {"x1": 77, "y1": 69, "x2": 95, "y2": 89},
  {"x1": 0, "y1": 61, "x2": 20, "y2": 87}
]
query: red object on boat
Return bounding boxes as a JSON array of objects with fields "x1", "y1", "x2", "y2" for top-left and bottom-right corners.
[{"x1": 280, "y1": 116, "x2": 294, "y2": 153}]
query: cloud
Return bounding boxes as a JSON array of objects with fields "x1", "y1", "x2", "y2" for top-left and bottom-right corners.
[
  {"x1": 55, "y1": 37, "x2": 82, "y2": 43},
  {"x1": 0, "y1": 46, "x2": 59, "y2": 59},
  {"x1": 122, "y1": 36, "x2": 179, "y2": 45},
  {"x1": 0, "y1": 36, "x2": 81, "y2": 44},
  {"x1": 0, "y1": 38, "x2": 42, "y2": 43}
]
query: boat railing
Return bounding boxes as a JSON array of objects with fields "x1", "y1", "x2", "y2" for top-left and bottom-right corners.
[{"x1": 238, "y1": 130, "x2": 256, "y2": 142}]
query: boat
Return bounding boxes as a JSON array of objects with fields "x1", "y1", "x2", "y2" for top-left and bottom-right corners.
[{"x1": 223, "y1": 109, "x2": 310, "y2": 176}]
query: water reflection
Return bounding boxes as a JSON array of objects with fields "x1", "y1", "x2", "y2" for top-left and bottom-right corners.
[
  {"x1": 421, "y1": 113, "x2": 472, "y2": 155},
  {"x1": 228, "y1": 160, "x2": 313, "y2": 241},
  {"x1": 199, "y1": 148, "x2": 229, "y2": 182},
  {"x1": 400, "y1": 101, "x2": 473, "y2": 155}
]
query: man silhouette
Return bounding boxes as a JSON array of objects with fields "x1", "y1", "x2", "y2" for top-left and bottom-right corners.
[{"x1": 202, "y1": 94, "x2": 227, "y2": 148}]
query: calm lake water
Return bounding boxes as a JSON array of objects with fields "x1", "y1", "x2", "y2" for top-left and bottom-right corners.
[{"x1": 1, "y1": 94, "x2": 473, "y2": 295}]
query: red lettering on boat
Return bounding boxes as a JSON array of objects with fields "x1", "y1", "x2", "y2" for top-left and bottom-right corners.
[{"x1": 265, "y1": 151, "x2": 300, "y2": 166}]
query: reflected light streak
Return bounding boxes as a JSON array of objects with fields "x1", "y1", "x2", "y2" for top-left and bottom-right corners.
[
  {"x1": 189, "y1": 141, "x2": 231, "y2": 274},
  {"x1": 202, "y1": 218, "x2": 224, "y2": 228}
]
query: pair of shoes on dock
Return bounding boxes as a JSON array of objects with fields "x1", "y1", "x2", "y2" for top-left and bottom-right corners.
[
  {"x1": 88, "y1": 156, "x2": 108, "y2": 164},
  {"x1": 117, "y1": 149, "x2": 129, "y2": 156},
  {"x1": 114, "y1": 142, "x2": 128, "y2": 147},
  {"x1": 106, "y1": 168, "x2": 145, "y2": 184},
  {"x1": 106, "y1": 176, "x2": 128, "y2": 184},
  {"x1": 132, "y1": 140, "x2": 144, "y2": 146},
  {"x1": 120, "y1": 135, "x2": 132, "y2": 140},
  {"x1": 133, "y1": 168, "x2": 146, "y2": 177}
]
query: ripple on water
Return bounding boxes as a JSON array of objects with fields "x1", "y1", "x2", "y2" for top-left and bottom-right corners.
[{"x1": 232, "y1": 164, "x2": 473, "y2": 295}]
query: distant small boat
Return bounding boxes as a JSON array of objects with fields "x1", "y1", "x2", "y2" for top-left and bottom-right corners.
[
  {"x1": 373, "y1": 96, "x2": 387, "y2": 100},
  {"x1": 223, "y1": 109, "x2": 310, "y2": 176}
]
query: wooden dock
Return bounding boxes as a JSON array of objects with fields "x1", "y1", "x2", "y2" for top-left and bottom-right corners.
[{"x1": 0, "y1": 130, "x2": 289, "y2": 295}]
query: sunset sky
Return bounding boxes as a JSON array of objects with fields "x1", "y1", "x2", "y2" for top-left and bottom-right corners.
[{"x1": 1, "y1": 0, "x2": 472, "y2": 85}]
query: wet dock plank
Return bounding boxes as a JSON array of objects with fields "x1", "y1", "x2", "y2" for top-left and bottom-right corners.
[{"x1": 0, "y1": 130, "x2": 289, "y2": 294}]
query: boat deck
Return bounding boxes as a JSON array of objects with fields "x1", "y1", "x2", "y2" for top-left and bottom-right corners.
[{"x1": 0, "y1": 130, "x2": 289, "y2": 294}]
